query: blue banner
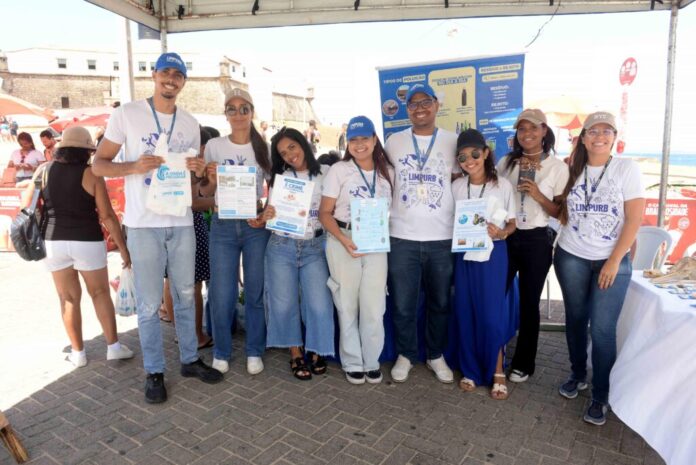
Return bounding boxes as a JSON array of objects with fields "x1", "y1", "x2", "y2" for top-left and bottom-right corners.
[{"x1": 377, "y1": 54, "x2": 525, "y2": 161}]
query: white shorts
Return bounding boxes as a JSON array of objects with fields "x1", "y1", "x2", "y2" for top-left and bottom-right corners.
[{"x1": 43, "y1": 240, "x2": 107, "y2": 272}]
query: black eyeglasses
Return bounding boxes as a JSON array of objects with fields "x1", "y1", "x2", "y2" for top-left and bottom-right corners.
[
  {"x1": 457, "y1": 149, "x2": 482, "y2": 163},
  {"x1": 224, "y1": 104, "x2": 252, "y2": 116},
  {"x1": 407, "y1": 98, "x2": 434, "y2": 111}
]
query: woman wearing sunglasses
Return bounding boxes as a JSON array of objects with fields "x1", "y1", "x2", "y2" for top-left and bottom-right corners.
[
  {"x1": 496, "y1": 109, "x2": 569, "y2": 384},
  {"x1": 555, "y1": 112, "x2": 644, "y2": 426},
  {"x1": 452, "y1": 129, "x2": 516, "y2": 400},
  {"x1": 259, "y1": 127, "x2": 335, "y2": 380},
  {"x1": 200, "y1": 88, "x2": 271, "y2": 376},
  {"x1": 319, "y1": 116, "x2": 394, "y2": 385}
]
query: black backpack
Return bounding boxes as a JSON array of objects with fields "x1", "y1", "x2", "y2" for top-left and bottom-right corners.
[{"x1": 11, "y1": 163, "x2": 52, "y2": 261}]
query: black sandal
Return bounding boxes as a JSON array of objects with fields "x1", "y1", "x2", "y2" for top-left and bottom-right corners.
[
  {"x1": 307, "y1": 352, "x2": 327, "y2": 375},
  {"x1": 290, "y1": 357, "x2": 312, "y2": 381}
]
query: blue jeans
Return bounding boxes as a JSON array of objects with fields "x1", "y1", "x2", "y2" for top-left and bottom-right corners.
[
  {"x1": 265, "y1": 234, "x2": 335, "y2": 356},
  {"x1": 208, "y1": 215, "x2": 270, "y2": 360},
  {"x1": 387, "y1": 238, "x2": 453, "y2": 362},
  {"x1": 127, "y1": 227, "x2": 198, "y2": 373},
  {"x1": 554, "y1": 246, "x2": 632, "y2": 404}
]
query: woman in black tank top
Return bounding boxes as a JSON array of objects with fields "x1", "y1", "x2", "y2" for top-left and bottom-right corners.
[{"x1": 22, "y1": 127, "x2": 134, "y2": 368}]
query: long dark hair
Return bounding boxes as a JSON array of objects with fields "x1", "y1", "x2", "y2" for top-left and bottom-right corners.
[
  {"x1": 54, "y1": 146, "x2": 93, "y2": 164},
  {"x1": 503, "y1": 124, "x2": 556, "y2": 172},
  {"x1": 343, "y1": 135, "x2": 394, "y2": 193},
  {"x1": 269, "y1": 127, "x2": 322, "y2": 187},
  {"x1": 250, "y1": 123, "x2": 271, "y2": 174},
  {"x1": 17, "y1": 132, "x2": 36, "y2": 151},
  {"x1": 558, "y1": 129, "x2": 591, "y2": 225},
  {"x1": 459, "y1": 146, "x2": 498, "y2": 185}
]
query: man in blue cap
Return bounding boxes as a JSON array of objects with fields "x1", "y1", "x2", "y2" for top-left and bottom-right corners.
[
  {"x1": 384, "y1": 83, "x2": 458, "y2": 384},
  {"x1": 93, "y1": 52, "x2": 222, "y2": 404}
]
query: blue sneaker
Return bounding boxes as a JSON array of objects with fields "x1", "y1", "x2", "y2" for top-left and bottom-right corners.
[
  {"x1": 583, "y1": 400, "x2": 608, "y2": 426},
  {"x1": 558, "y1": 378, "x2": 588, "y2": 399}
]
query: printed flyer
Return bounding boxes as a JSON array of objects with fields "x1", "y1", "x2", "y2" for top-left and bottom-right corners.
[
  {"x1": 266, "y1": 175, "x2": 314, "y2": 237},
  {"x1": 217, "y1": 165, "x2": 257, "y2": 219},
  {"x1": 350, "y1": 198, "x2": 390, "y2": 253},
  {"x1": 451, "y1": 198, "x2": 490, "y2": 253}
]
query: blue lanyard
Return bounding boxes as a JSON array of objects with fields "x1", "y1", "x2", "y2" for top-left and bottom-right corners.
[
  {"x1": 353, "y1": 159, "x2": 377, "y2": 198},
  {"x1": 147, "y1": 97, "x2": 177, "y2": 146},
  {"x1": 290, "y1": 168, "x2": 312, "y2": 181},
  {"x1": 411, "y1": 128, "x2": 438, "y2": 174}
]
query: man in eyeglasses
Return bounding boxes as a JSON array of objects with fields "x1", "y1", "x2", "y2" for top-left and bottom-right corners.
[
  {"x1": 384, "y1": 83, "x2": 459, "y2": 384},
  {"x1": 93, "y1": 52, "x2": 222, "y2": 405}
]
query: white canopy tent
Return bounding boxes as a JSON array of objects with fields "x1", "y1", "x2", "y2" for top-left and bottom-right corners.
[
  {"x1": 85, "y1": 0, "x2": 692, "y2": 31},
  {"x1": 85, "y1": 0, "x2": 694, "y2": 225}
]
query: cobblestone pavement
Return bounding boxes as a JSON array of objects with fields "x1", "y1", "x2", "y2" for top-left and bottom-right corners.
[{"x1": 0, "y1": 253, "x2": 663, "y2": 465}]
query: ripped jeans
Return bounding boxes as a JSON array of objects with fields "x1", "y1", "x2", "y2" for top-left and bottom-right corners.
[{"x1": 127, "y1": 226, "x2": 198, "y2": 373}]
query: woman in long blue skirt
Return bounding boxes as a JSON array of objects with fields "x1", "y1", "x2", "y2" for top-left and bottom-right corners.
[{"x1": 451, "y1": 129, "x2": 517, "y2": 400}]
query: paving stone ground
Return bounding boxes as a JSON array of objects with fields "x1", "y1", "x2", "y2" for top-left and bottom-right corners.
[{"x1": 0, "y1": 252, "x2": 663, "y2": 465}]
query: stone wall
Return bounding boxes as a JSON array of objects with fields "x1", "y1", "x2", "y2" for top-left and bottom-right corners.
[{"x1": 0, "y1": 72, "x2": 248, "y2": 114}]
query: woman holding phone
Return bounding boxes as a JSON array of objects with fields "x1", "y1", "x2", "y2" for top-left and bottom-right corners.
[{"x1": 496, "y1": 109, "x2": 569, "y2": 384}]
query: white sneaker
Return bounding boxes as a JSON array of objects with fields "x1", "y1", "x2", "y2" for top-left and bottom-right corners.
[
  {"x1": 508, "y1": 369, "x2": 529, "y2": 383},
  {"x1": 212, "y1": 358, "x2": 229, "y2": 374},
  {"x1": 426, "y1": 356, "x2": 454, "y2": 384},
  {"x1": 68, "y1": 351, "x2": 87, "y2": 368},
  {"x1": 247, "y1": 356, "x2": 264, "y2": 375},
  {"x1": 107, "y1": 344, "x2": 134, "y2": 361},
  {"x1": 390, "y1": 355, "x2": 413, "y2": 383}
]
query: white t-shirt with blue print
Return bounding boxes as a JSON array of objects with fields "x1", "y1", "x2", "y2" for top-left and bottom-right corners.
[
  {"x1": 558, "y1": 157, "x2": 644, "y2": 261},
  {"x1": 104, "y1": 99, "x2": 201, "y2": 228},
  {"x1": 384, "y1": 127, "x2": 458, "y2": 241},
  {"x1": 322, "y1": 160, "x2": 393, "y2": 224}
]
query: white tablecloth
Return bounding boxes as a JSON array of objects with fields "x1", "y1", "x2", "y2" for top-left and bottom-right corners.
[{"x1": 610, "y1": 271, "x2": 696, "y2": 465}]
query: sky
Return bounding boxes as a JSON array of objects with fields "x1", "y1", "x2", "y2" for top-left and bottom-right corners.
[{"x1": 1, "y1": 0, "x2": 695, "y2": 153}]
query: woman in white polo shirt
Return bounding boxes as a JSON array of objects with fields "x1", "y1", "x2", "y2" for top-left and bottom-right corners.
[
  {"x1": 320, "y1": 116, "x2": 394, "y2": 385},
  {"x1": 452, "y1": 129, "x2": 517, "y2": 400},
  {"x1": 261, "y1": 127, "x2": 335, "y2": 381},
  {"x1": 9, "y1": 132, "x2": 46, "y2": 182},
  {"x1": 555, "y1": 111, "x2": 644, "y2": 426},
  {"x1": 497, "y1": 109, "x2": 569, "y2": 384}
]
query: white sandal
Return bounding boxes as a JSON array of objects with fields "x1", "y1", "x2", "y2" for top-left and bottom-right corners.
[
  {"x1": 459, "y1": 377, "x2": 476, "y2": 392},
  {"x1": 491, "y1": 373, "x2": 509, "y2": 400}
]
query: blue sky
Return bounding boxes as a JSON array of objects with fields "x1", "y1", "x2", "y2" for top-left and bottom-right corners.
[{"x1": 2, "y1": 0, "x2": 695, "y2": 152}]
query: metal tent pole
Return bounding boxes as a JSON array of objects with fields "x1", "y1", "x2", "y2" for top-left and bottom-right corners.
[
  {"x1": 160, "y1": 0, "x2": 168, "y2": 53},
  {"x1": 657, "y1": 0, "x2": 680, "y2": 227}
]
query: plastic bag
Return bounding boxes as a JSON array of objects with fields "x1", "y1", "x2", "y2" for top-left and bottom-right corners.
[{"x1": 115, "y1": 268, "x2": 137, "y2": 317}]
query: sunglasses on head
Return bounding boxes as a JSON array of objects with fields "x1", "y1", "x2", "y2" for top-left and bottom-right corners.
[
  {"x1": 457, "y1": 149, "x2": 482, "y2": 163},
  {"x1": 224, "y1": 104, "x2": 252, "y2": 116}
]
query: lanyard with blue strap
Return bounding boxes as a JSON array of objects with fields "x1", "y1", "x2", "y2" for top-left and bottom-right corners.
[
  {"x1": 352, "y1": 159, "x2": 377, "y2": 198},
  {"x1": 411, "y1": 128, "x2": 438, "y2": 199},
  {"x1": 147, "y1": 97, "x2": 177, "y2": 146},
  {"x1": 290, "y1": 167, "x2": 312, "y2": 181},
  {"x1": 411, "y1": 127, "x2": 438, "y2": 174}
]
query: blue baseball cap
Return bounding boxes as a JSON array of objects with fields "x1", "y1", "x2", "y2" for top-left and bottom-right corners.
[
  {"x1": 155, "y1": 52, "x2": 187, "y2": 78},
  {"x1": 346, "y1": 116, "x2": 375, "y2": 140},
  {"x1": 406, "y1": 83, "x2": 437, "y2": 103}
]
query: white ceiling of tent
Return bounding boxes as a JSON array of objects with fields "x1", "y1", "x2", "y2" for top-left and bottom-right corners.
[{"x1": 86, "y1": 0, "x2": 693, "y2": 33}]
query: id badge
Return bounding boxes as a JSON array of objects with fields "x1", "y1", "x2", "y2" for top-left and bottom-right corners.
[
  {"x1": 517, "y1": 211, "x2": 527, "y2": 224},
  {"x1": 417, "y1": 184, "x2": 427, "y2": 201},
  {"x1": 579, "y1": 216, "x2": 594, "y2": 237}
]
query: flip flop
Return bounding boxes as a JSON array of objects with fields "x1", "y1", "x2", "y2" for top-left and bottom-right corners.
[{"x1": 198, "y1": 338, "x2": 214, "y2": 349}]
